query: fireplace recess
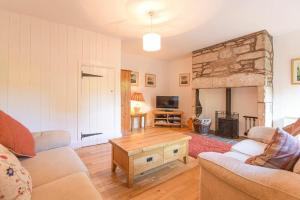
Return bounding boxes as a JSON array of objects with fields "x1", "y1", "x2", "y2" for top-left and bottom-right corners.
[{"x1": 215, "y1": 88, "x2": 239, "y2": 138}]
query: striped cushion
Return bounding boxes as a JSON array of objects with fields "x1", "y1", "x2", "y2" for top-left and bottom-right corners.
[
  {"x1": 245, "y1": 128, "x2": 300, "y2": 171},
  {"x1": 284, "y1": 118, "x2": 300, "y2": 136}
]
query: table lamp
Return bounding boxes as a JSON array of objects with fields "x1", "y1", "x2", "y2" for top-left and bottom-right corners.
[{"x1": 131, "y1": 92, "x2": 145, "y2": 114}]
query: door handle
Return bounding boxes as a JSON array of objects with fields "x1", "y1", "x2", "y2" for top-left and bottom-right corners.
[{"x1": 146, "y1": 157, "x2": 153, "y2": 162}]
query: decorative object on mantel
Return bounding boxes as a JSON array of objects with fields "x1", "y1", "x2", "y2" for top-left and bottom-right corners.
[
  {"x1": 130, "y1": 71, "x2": 139, "y2": 86},
  {"x1": 243, "y1": 115, "x2": 258, "y2": 136},
  {"x1": 179, "y1": 73, "x2": 190, "y2": 86},
  {"x1": 131, "y1": 92, "x2": 145, "y2": 114},
  {"x1": 291, "y1": 58, "x2": 300, "y2": 84},
  {"x1": 143, "y1": 11, "x2": 161, "y2": 52},
  {"x1": 145, "y1": 73, "x2": 156, "y2": 87}
]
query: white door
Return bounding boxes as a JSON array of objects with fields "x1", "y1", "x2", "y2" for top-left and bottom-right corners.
[{"x1": 79, "y1": 66, "x2": 115, "y2": 147}]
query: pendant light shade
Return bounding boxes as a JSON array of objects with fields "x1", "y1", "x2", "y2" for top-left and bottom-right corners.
[
  {"x1": 143, "y1": 11, "x2": 161, "y2": 52},
  {"x1": 143, "y1": 32, "x2": 161, "y2": 52}
]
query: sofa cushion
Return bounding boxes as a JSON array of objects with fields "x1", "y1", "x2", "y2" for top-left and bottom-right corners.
[
  {"x1": 0, "y1": 144, "x2": 32, "y2": 200},
  {"x1": 231, "y1": 139, "x2": 266, "y2": 157},
  {"x1": 223, "y1": 151, "x2": 250, "y2": 162},
  {"x1": 246, "y1": 128, "x2": 300, "y2": 171},
  {"x1": 0, "y1": 110, "x2": 35, "y2": 157},
  {"x1": 32, "y1": 130, "x2": 71, "y2": 153},
  {"x1": 21, "y1": 147, "x2": 88, "y2": 187},
  {"x1": 293, "y1": 135, "x2": 300, "y2": 174},
  {"x1": 32, "y1": 172, "x2": 102, "y2": 200},
  {"x1": 248, "y1": 126, "x2": 276, "y2": 144}
]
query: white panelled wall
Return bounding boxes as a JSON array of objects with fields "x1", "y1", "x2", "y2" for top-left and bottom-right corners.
[{"x1": 0, "y1": 10, "x2": 121, "y2": 147}]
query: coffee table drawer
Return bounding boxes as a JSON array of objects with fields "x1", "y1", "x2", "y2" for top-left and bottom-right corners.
[
  {"x1": 133, "y1": 148, "x2": 164, "y2": 175},
  {"x1": 164, "y1": 141, "x2": 187, "y2": 163}
]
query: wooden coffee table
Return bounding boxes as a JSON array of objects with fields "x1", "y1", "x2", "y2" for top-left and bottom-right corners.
[{"x1": 109, "y1": 131, "x2": 191, "y2": 187}]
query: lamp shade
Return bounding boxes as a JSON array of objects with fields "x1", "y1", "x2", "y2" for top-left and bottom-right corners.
[
  {"x1": 143, "y1": 32, "x2": 161, "y2": 52},
  {"x1": 131, "y1": 92, "x2": 145, "y2": 102}
]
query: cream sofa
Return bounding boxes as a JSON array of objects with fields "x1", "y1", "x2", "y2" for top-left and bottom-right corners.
[
  {"x1": 20, "y1": 131, "x2": 102, "y2": 200},
  {"x1": 198, "y1": 127, "x2": 300, "y2": 200}
]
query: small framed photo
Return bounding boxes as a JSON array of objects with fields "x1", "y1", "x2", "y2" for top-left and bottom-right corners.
[
  {"x1": 145, "y1": 73, "x2": 156, "y2": 87},
  {"x1": 179, "y1": 73, "x2": 190, "y2": 86},
  {"x1": 291, "y1": 58, "x2": 300, "y2": 84},
  {"x1": 130, "y1": 71, "x2": 139, "y2": 86}
]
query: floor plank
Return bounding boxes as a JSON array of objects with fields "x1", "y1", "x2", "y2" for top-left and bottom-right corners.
[{"x1": 76, "y1": 128, "x2": 200, "y2": 200}]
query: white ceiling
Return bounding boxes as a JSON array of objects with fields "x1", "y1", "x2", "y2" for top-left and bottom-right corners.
[{"x1": 0, "y1": 0, "x2": 300, "y2": 60}]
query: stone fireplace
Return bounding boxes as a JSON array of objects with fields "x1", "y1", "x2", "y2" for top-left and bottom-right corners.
[{"x1": 192, "y1": 30, "x2": 274, "y2": 128}]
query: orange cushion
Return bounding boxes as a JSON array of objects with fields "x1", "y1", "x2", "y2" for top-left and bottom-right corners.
[
  {"x1": 284, "y1": 118, "x2": 300, "y2": 136},
  {"x1": 0, "y1": 111, "x2": 35, "y2": 157}
]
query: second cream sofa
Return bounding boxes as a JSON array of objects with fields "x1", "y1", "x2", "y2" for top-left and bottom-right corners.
[{"x1": 198, "y1": 127, "x2": 300, "y2": 200}]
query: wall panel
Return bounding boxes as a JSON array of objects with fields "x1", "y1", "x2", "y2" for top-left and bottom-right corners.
[{"x1": 0, "y1": 10, "x2": 121, "y2": 147}]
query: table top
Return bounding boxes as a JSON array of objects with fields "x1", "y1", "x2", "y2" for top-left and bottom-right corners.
[{"x1": 109, "y1": 131, "x2": 191, "y2": 156}]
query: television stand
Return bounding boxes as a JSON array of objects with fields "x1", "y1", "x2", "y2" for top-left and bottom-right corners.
[{"x1": 153, "y1": 110, "x2": 183, "y2": 128}]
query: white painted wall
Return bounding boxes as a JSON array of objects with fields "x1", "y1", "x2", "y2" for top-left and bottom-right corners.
[
  {"x1": 167, "y1": 55, "x2": 193, "y2": 123},
  {"x1": 0, "y1": 10, "x2": 121, "y2": 147},
  {"x1": 121, "y1": 52, "x2": 169, "y2": 126},
  {"x1": 273, "y1": 30, "x2": 300, "y2": 127}
]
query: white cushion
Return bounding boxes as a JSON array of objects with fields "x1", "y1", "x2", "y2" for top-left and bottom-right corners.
[
  {"x1": 223, "y1": 151, "x2": 250, "y2": 162},
  {"x1": 248, "y1": 126, "x2": 276, "y2": 144},
  {"x1": 0, "y1": 144, "x2": 32, "y2": 200},
  {"x1": 231, "y1": 139, "x2": 266, "y2": 157}
]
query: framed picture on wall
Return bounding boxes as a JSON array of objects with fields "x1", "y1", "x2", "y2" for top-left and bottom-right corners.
[
  {"x1": 145, "y1": 73, "x2": 156, "y2": 87},
  {"x1": 130, "y1": 71, "x2": 139, "y2": 86},
  {"x1": 291, "y1": 58, "x2": 300, "y2": 84},
  {"x1": 179, "y1": 73, "x2": 190, "y2": 86}
]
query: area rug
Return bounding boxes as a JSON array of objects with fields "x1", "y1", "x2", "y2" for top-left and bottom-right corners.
[{"x1": 186, "y1": 133, "x2": 233, "y2": 158}]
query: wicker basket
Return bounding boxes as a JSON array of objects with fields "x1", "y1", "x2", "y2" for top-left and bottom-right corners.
[{"x1": 193, "y1": 118, "x2": 211, "y2": 134}]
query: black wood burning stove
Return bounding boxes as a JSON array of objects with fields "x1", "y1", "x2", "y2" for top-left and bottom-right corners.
[{"x1": 215, "y1": 88, "x2": 239, "y2": 138}]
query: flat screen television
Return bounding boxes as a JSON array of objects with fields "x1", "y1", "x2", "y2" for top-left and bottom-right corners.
[{"x1": 156, "y1": 96, "x2": 179, "y2": 109}]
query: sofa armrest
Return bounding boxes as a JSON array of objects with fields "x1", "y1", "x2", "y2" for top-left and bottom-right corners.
[
  {"x1": 32, "y1": 130, "x2": 71, "y2": 153},
  {"x1": 199, "y1": 152, "x2": 300, "y2": 200},
  {"x1": 247, "y1": 126, "x2": 276, "y2": 144}
]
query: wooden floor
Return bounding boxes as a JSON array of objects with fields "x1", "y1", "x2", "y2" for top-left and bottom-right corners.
[{"x1": 76, "y1": 128, "x2": 200, "y2": 200}]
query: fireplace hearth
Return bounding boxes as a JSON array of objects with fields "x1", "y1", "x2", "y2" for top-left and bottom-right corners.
[{"x1": 215, "y1": 88, "x2": 239, "y2": 138}]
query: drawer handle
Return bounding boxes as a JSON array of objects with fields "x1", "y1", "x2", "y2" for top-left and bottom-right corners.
[
  {"x1": 173, "y1": 149, "x2": 178, "y2": 154},
  {"x1": 146, "y1": 157, "x2": 153, "y2": 162}
]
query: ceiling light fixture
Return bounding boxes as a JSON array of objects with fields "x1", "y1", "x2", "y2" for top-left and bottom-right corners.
[{"x1": 143, "y1": 11, "x2": 161, "y2": 52}]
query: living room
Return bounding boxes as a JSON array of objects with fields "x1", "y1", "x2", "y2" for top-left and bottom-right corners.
[{"x1": 0, "y1": 0, "x2": 300, "y2": 200}]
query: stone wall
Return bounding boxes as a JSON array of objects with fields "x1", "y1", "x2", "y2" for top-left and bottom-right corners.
[
  {"x1": 192, "y1": 30, "x2": 273, "y2": 88},
  {"x1": 192, "y1": 30, "x2": 274, "y2": 127}
]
